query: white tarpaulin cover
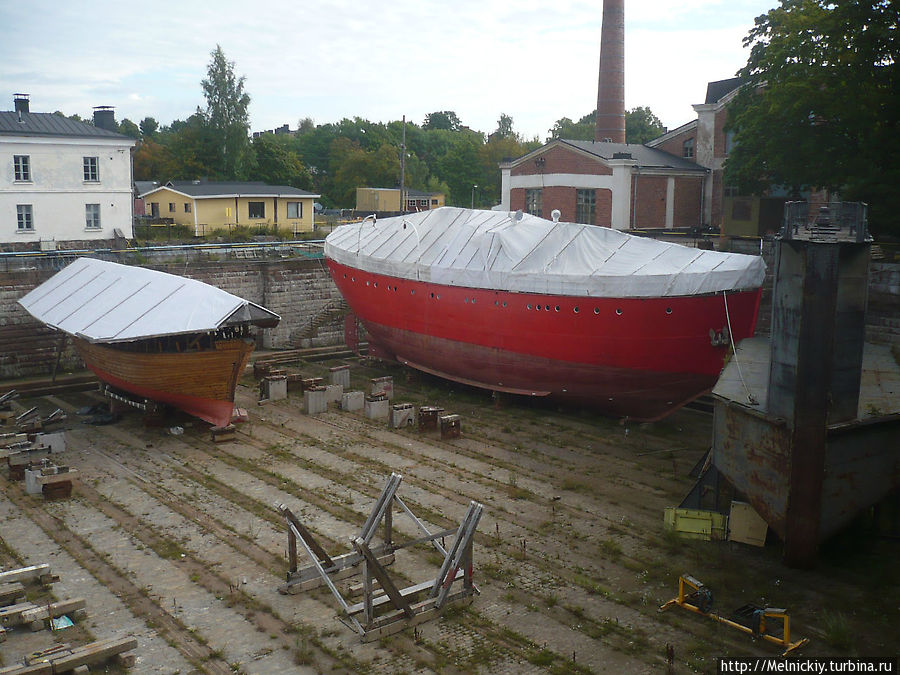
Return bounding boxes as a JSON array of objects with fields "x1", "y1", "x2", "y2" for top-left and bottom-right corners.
[
  {"x1": 325, "y1": 207, "x2": 766, "y2": 298},
  {"x1": 18, "y1": 257, "x2": 280, "y2": 343}
]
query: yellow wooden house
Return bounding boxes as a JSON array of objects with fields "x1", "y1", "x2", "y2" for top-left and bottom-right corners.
[
  {"x1": 356, "y1": 187, "x2": 444, "y2": 213},
  {"x1": 139, "y1": 181, "x2": 320, "y2": 236}
]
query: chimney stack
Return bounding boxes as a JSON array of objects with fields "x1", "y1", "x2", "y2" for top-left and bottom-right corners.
[
  {"x1": 14, "y1": 93, "x2": 30, "y2": 115},
  {"x1": 93, "y1": 106, "x2": 117, "y2": 132},
  {"x1": 595, "y1": 0, "x2": 626, "y2": 143}
]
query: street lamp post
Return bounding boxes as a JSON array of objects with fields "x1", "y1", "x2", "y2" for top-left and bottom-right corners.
[{"x1": 471, "y1": 184, "x2": 478, "y2": 209}]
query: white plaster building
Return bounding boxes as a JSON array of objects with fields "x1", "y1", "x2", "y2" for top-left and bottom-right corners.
[{"x1": 1, "y1": 95, "x2": 136, "y2": 250}]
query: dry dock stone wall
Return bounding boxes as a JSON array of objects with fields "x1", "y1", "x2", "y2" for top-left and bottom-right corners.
[{"x1": 0, "y1": 257, "x2": 345, "y2": 380}]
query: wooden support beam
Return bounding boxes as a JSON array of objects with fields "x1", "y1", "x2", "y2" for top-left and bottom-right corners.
[
  {"x1": 22, "y1": 598, "x2": 87, "y2": 629},
  {"x1": 351, "y1": 537, "x2": 413, "y2": 620},
  {"x1": 0, "y1": 582, "x2": 26, "y2": 607},
  {"x1": 0, "y1": 563, "x2": 59, "y2": 584},
  {"x1": 278, "y1": 504, "x2": 333, "y2": 568},
  {"x1": 0, "y1": 662, "x2": 52, "y2": 675},
  {"x1": 0, "y1": 601, "x2": 38, "y2": 626},
  {"x1": 46, "y1": 636, "x2": 139, "y2": 672}
]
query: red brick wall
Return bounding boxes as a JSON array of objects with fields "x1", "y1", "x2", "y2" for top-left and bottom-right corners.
[
  {"x1": 713, "y1": 107, "x2": 729, "y2": 159},
  {"x1": 633, "y1": 176, "x2": 668, "y2": 228},
  {"x1": 673, "y1": 177, "x2": 704, "y2": 228},
  {"x1": 655, "y1": 128, "x2": 697, "y2": 163},
  {"x1": 509, "y1": 187, "x2": 612, "y2": 226},
  {"x1": 511, "y1": 145, "x2": 611, "y2": 177}
]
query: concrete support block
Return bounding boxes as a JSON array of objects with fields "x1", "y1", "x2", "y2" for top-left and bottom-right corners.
[
  {"x1": 391, "y1": 403, "x2": 415, "y2": 429},
  {"x1": 261, "y1": 376, "x2": 287, "y2": 402},
  {"x1": 418, "y1": 406, "x2": 444, "y2": 431},
  {"x1": 330, "y1": 365, "x2": 351, "y2": 388},
  {"x1": 304, "y1": 388, "x2": 328, "y2": 415},
  {"x1": 371, "y1": 376, "x2": 394, "y2": 400},
  {"x1": 341, "y1": 391, "x2": 365, "y2": 412},
  {"x1": 365, "y1": 396, "x2": 390, "y2": 420},
  {"x1": 440, "y1": 414, "x2": 461, "y2": 439},
  {"x1": 324, "y1": 384, "x2": 343, "y2": 403}
]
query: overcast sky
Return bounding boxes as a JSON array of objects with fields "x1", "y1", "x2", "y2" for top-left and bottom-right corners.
[{"x1": 0, "y1": 0, "x2": 775, "y2": 141}]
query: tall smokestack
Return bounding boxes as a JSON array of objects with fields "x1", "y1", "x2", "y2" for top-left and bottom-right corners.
[{"x1": 595, "y1": 0, "x2": 626, "y2": 143}]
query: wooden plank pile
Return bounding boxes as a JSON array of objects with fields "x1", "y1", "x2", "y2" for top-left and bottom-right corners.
[
  {"x1": 0, "y1": 564, "x2": 137, "y2": 672},
  {"x1": 0, "y1": 637, "x2": 138, "y2": 674}
]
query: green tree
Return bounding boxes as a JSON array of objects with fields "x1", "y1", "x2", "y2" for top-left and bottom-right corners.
[
  {"x1": 166, "y1": 112, "x2": 220, "y2": 179},
  {"x1": 547, "y1": 113, "x2": 594, "y2": 142},
  {"x1": 491, "y1": 113, "x2": 516, "y2": 141},
  {"x1": 118, "y1": 118, "x2": 141, "y2": 139},
  {"x1": 725, "y1": 0, "x2": 900, "y2": 236},
  {"x1": 252, "y1": 134, "x2": 312, "y2": 189},
  {"x1": 201, "y1": 44, "x2": 252, "y2": 179},
  {"x1": 625, "y1": 106, "x2": 665, "y2": 144},
  {"x1": 139, "y1": 117, "x2": 159, "y2": 138},
  {"x1": 132, "y1": 138, "x2": 173, "y2": 181},
  {"x1": 423, "y1": 111, "x2": 462, "y2": 132},
  {"x1": 548, "y1": 108, "x2": 665, "y2": 143},
  {"x1": 434, "y1": 131, "x2": 484, "y2": 205}
]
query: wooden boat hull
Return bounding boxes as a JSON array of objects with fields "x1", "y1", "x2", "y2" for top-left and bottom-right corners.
[
  {"x1": 73, "y1": 338, "x2": 253, "y2": 427},
  {"x1": 328, "y1": 259, "x2": 762, "y2": 421}
]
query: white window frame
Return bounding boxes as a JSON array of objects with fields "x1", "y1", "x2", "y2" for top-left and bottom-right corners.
[
  {"x1": 17, "y1": 204, "x2": 34, "y2": 231},
  {"x1": 14, "y1": 155, "x2": 31, "y2": 182},
  {"x1": 85, "y1": 203, "x2": 101, "y2": 229},
  {"x1": 83, "y1": 156, "x2": 99, "y2": 181}
]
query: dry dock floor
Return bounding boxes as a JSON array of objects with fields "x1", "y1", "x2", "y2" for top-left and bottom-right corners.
[{"x1": 1, "y1": 358, "x2": 897, "y2": 674}]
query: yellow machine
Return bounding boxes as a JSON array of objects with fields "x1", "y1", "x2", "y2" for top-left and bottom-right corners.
[{"x1": 659, "y1": 574, "x2": 809, "y2": 656}]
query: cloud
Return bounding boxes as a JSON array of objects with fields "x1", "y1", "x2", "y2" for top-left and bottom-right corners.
[{"x1": 0, "y1": 0, "x2": 774, "y2": 138}]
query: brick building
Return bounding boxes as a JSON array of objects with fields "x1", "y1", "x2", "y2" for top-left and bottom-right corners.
[
  {"x1": 499, "y1": 77, "x2": 786, "y2": 235},
  {"x1": 648, "y1": 77, "x2": 746, "y2": 233},
  {"x1": 499, "y1": 139, "x2": 707, "y2": 230}
]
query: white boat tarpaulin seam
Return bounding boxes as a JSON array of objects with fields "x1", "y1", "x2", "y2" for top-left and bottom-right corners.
[
  {"x1": 18, "y1": 257, "x2": 280, "y2": 343},
  {"x1": 325, "y1": 207, "x2": 766, "y2": 299}
]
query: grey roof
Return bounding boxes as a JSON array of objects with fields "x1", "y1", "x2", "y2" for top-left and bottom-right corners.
[
  {"x1": 134, "y1": 180, "x2": 160, "y2": 195},
  {"x1": 150, "y1": 180, "x2": 319, "y2": 198},
  {"x1": 0, "y1": 111, "x2": 131, "y2": 140},
  {"x1": 18, "y1": 257, "x2": 280, "y2": 343},
  {"x1": 705, "y1": 77, "x2": 744, "y2": 104},
  {"x1": 559, "y1": 140, "x2": 706, "y2": 172}
]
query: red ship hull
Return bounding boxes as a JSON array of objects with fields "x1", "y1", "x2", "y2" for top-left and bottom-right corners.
[{"x1": 327, "y1": 259, "x2": 761, "y2": 420}]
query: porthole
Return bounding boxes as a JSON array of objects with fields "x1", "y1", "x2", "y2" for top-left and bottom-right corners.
[
  {"x1": 502, "y1": 301, "x2": 508, "y2": 307},
  {"x1": 411, "y1": 289, "x2": 415, "y2": 295},
  {"x1": 527, "y1": 304, "x2": 532, "y2": 310},
  {"x1": 464, "y1": 297, "x2": 469, "y2": 304},
  {"x1": 471, "y1": 298, "x2": 476, "y2": 304},
  {"x1": 665, "y1": 307, "x2": 673, "y2": 315},
  {"x1": 616, "y1": 308, "x2": 623, "y2": 316},
  {"x1": 374, "y1": 282, "x2": 378, "y2": 288},
  {"x1": 594, "y1": 307, "x2": 600, "y2": 314},
  {"x1": 545, "y1": 305, "x2": 551, "y2": 311},
  {"x1": 366, "y1": 281, "x2": 370, "y2": 286},
  {"x1": 431, "y1": 292, "x2": 435, "y2": 298},
  {"x1": 494, "y1": 300, "x2": 499, "y2": 306},
  {"x1": 555, "y1": 305, "x2": 560, "y2": 312},
  {"x1": 436, "y1": 294, "x2": 441, "y2": 300},
  {"x1": 574, "y1": 307, "x2": 580, "y2": 313},
  {"x1": 351, "y1": 276, "x2": 356, "y2": 282},
  {"x1": 536, "y1": 305, "x2": 541, "y2": 311}
]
